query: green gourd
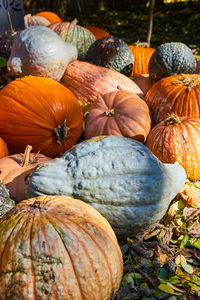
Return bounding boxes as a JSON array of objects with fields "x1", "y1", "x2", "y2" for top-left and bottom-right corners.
[{"x1": 27, "y1": 135, "x2": 186, "y2": 238}]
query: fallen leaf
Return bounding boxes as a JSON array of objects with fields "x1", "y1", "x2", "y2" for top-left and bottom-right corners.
[
  {"x1": 181, "y1": 261, "x2": 194, "y2": 274},
  {"x1": 158, "y1": 283, "x2": 174, "y2": 294}
]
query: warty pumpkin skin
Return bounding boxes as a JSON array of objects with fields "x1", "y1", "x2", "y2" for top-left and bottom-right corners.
[
  {"x1": 129, "y1": 45, "x2": 155, "y2": 76},
  {"x1": 146, "y1": 114, "x2": 200, "y2": 181},
  {"x1": 27, "y1": 135, "x2": 186, "y2": 237},
  {"x1": 145, "y1": 74, "x2": 200, "y2": 125},
  {"x1": 0, "y1": 76, "x2": 83, "y2": 158},
  {"x1": 84, "y1": 90, "x2": 151, "y2": 143},
  {"x1": 34, "y1": 11, "x2": 63, "y2": 23},
  {"x1": 0, "y1": 195, "x2": 123, "y2": 299},
  {"x1": 0, "y1": 137, "x2": 9, "y2": 159},
  {"x1": 0, "y1": 145, "x2": 51, "y2": 202},
  {"x1": 61, "y1": 60, "x2": 144, "y2": 106}
]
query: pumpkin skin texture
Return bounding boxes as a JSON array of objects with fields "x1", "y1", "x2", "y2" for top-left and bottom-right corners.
[
  {"x1": 0, "y1": 76, "x2": 83, "y2": 158},
  {"x1": 84, "y1": 26, "x2": 110, "y2": 40},
  {"x1": 0, "y1": 137, "x2": 8, "y2": 159},
  {"x1": 129, "y1": 45, "x2": 155, "y2": 76},
  {"x1": 61, "y1": 60, "x2": 144, "y2": 106},
  {"x1": 146, "y1": 114, "x2": 200, "y2": 181},
  {"x1": 145, "y1": 74, "x2": 200, "y2": 125},
  {"x1": 49, "y1": 22, "x2": 96, "y2": 60},
  {"x1": 84, "y1": 90, "x2": 151, "y2": 143},
  {"x1": 24, "y1": 14, "x2": 50, "y2": 28},
  {"x1": 85, "y1": 36, "x2": 133, "y2": 76},
  {"x1": 34, "y1": 11, "x2": 63, "y2": 23},
  {"x1": 131, "y1": 74, "x2": 153, "y2": 96},
  {"x1": 7, "y1": 25, "x2": 78, "y2": 81},
  {"x1": 0, "y1": 145, "x2": 51, "y2": 202},
  {"x1": 0, "y1": 195, "x2": 123, "y2": 300},
  {"x1": 27, "y1": 135, "x2": 186, "y2": 237},
  {"x1": 149, "y1": 42, "x2": 196, "y2": 81}
]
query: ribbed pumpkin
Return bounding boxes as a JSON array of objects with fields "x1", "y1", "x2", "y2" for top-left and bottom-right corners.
[
  {"x1": 27, "y1": 135, "x2": 186, "y2": 237},
  {"x1": 146, "y1": 114, "x2": 200, "y2": 181},
  {"x1": 61, "y1": 60, "x2": 144, "y2": 106},
  {"x1": 49, "y1": 22, "x2": 96, "y2": 60},
  {"x1": 24, "y1": 14, "x2": 50, "y2": 28},
  {"x1": 145, "y1": 74, "x2": 200, "y2": 125},
  {"x1": 84, "y1": 90, "x2": 151, "y2": 143},
  {"x1": 0, "y1": 195, "x2": 123, "y2": 299},
  {"x1": 131, "y1": 74, "x2": 153, "y2": 96},
  {"x1": 0, "y1": 137, "x2": 8, "y2": 159},
  {"x1": 34, "y1": 11, "x2": 63, "y2": 23},
  {"x1": 84, "y1": 26, "x2": 110, "y2": 40},
  {"x1": 0, "y1": 76, "x2": 83, "y2": 157},
  {"x1": 0, "y1": 145, "x2": 50, "y2": 202},
  {"x1": 129, "y1": 45, "x2": 155, "y2": 76}
]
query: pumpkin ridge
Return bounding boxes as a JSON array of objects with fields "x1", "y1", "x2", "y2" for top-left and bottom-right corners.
[
  {"x1": 45, "y1": 214, "x2": 102, "y2": 299},
  {"x1": 114, "y1": 113, "x2": 148, "y2": 136},
  {"x1": 193, "y1": 86, "x2": 200, "y2": 116}
]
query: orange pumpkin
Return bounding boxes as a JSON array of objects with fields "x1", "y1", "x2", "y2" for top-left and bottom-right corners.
[
  {"x1": 0, "y1": 145, "x2": 50, "y2": 202},
  {"x1": 34, "y1": 11, "x2": 62, "y2": 24},
  {"x1": 0, "y1": 195, "x2": 123, "y2": 299},
  {"x1": 146, "y1": 114, "x2": 200, "y2": 181},
  {"x1": 84, "y1": 26, "x2": 110, "y2": 40},
  {"x1": 84, "y1": 90, "x2": 151, "y2": 143},
  {"x1": 131, "y1": 74, "x2": 153, "y2": 96},
  {"x1": 61, "y1": 60, "x2": 144, "y2": 106},
  {"x1": 129, "y1": 45, "x2": 155, "y2": 76},
  {"x1": 0, "y1": 137, "x2": 8, "y2": 159},
  {"x1": 145, "y1": 74, "x2": 200, "y2": 125},
  {"x1": 0, "y1": 76, "x2": 83, "y2": 157}
]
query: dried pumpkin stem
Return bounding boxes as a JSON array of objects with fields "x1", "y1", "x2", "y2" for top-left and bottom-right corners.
[
  {"x1": 171, "y1": 74, "x2": 200, "y2": 90},
  {"x1": 53, "y1": 120, "x2": 70, "y2": 144},
  {"x1": 20, "y1": 145, "x2": 33, "y2": 167},
  {"x1": 164, "y1": 113, "x2": 181, "y2": 126},
  {"x1": 104, "y1": 109, "x2": 115, "y2": 117}
]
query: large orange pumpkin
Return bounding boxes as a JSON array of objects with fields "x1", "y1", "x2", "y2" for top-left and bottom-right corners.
[
  {"x1": 131, "y1": 74, "x2": 153, "y2": 96},
  {"x1": 129, "y1": 45, "x2": 155, "y2": 76},
  {"x1": 84, "y1": 90, "x2": 151, "y2": 143},
  {"x1": 84, "y1": 26, "x2": 110, "y2": 40},
  {"x1": 61, "y1": 60, "x2": 144, "y2": 106},
  {"x1": 0, "y1": 76, "x2": 83, "y2": 157},
  {"x1": 0, "y1": 137, "x2": 8, "y2": 159},
  {"x1": 146, "y1": 114, "x2": 200, "y2": 181},
  {"x1": 0, "y1": 145, "x2": 50, "y2": 202},
  {"x1": 145, "y1": 74, "x2": 200, "y2": 125},
  {"x1": 34, "y1": 11, "x2": 62, "y2": 24},
  {"x1": 0, "y1": 195, "x2": 123, "y2": 299}
]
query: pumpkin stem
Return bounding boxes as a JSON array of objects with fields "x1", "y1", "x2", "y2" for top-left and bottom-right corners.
[
  {"x1": 171, "y1": 74, "x2": 200, "y2": 90},
  {"x1": 53, "y1": 120, "x2": 70, "y2": 144},
  {"x1": 20, "y1": 145, "x2": 33, "y2": 167},
  {"x1": 104, "y1": 109, "x2": 115, "y2": 117},
  {"x1": 164, "y1": 113, "x2": 181, "y2": 126},
  {"x1": 7, "y1": 12, "x2": 14, "y2": 34}
]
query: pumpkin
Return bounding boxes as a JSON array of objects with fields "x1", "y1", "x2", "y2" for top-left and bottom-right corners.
[
  {"x1": 84, "y1": 26, "x2": 110, "y2": 40},
  {"x1": 27, "y1": 135, "x2": 186, "y2": 237},
  {"x1": 131, "y1": 74, "x2": 153, "y2": 96},
  {"x1": 149, "y1": 42, "x2": 196, "y2": 81},
  {"x1": 0, "y1": 137, "x2": 8, "y2": 159},
  {"x1": 24, "y1": 14, "x2": 50, "y2": 28},
  {"x1": 34, "y1": 11, "x2": 63, "y2": 23},
  {"x1": 129, "y1": 45, "x2": 155, "y2": 76},
  {"x1": 85, "y1": 36, "x2": 133, "y2": 76},
  {"x1": 178, "y1": 182, "x2": 200, "y2": 208},
  {"x1": 145, "y1": 74, "x2": 200, "y2": 125},
  {"x1": 0, "y1": 145, "x2": 50, "y2": 202},
  {"x1": 7, "y1": 25, "x2": 77, "y2": 81},
  {"x1": 146, "y1": 114, "x2": 200, "y2": 181},
  {"x1": 84, "y1": 90, "x2": 151, "y2": 143},
  {"x1": 48, "y1": 22, "x2": 96, "y2": 60},
  {"x1": 0, "y1": 76, "x2": 83, "y2": 158},
  {"x1": 0, "y1": 181, "x2": 15, "y2": 219},
  {"x1": 0, "y1": 195, "x2": 123, "y2": 299},
  {"x1": 60, "y1": 60, "x2": 144, "y2": 106}
]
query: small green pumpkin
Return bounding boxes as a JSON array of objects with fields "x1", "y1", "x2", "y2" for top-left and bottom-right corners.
[
  {"x1": 149, "y1": 42, "x2": 196, "y2": 82},
  {"x1": 85, "y1": 36, "x2": 133, "y2": 76},
  {"x1": 27, "y1": 135, "x2": 186, "y2": 238}
]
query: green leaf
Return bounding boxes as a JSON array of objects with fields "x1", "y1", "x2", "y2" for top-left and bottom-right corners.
[
  {"x1": 194, "y1": 181, "x2": 200, "y2": 189},
  {"x1": 159, "y1": 267, "x2": 169, "y2": 280},
  {"x1": 168, "y1": 297, "x2": 177, "y2": 300},
  {"x1": 180, "y1": 234, "x2": 189, "y2": 249},
  {"x1": 0, "y1": 57, "x2": 7, "y2": 68},
  {"x1": 187, "y1": 238, "x2": 200, "y2": 250},
  {"x1": 158, "y1": 284, "x2": 174, "y2": 294},
  {"x1": 181, "y1": 261, "x2": 194, "y2": 274}
]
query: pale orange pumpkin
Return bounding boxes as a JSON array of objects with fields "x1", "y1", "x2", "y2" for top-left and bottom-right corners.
[
  {"x1": 0, "y1": 195, "x2": 123, "y2": 299},
  {"x1": 0, "y1": 137, "x2": 8, "y2": 159},
  {"x1": 0, "y1": 76, "x2": 83, "y2": 157},
  {"x1": 131, "y1": 74, "x2": 153, "y2": 96},
  {"x1": 0, "y1": 145, "x2": 50, "y2": 202}
]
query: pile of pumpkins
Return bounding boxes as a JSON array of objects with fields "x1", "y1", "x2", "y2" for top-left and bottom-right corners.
[{"x1": 0, "y1": 10, "x2": 199, "y2": 299}]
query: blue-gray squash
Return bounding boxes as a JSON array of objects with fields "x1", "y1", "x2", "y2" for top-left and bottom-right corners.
[
  {"x1": 7, "y1": 25, "x2": 78, "y2": 81},
  {"x1": 27, "y1": 136, "x2": 186, "y2": 237},
  {"x1": 149, "y1": 42, "x2": 196, "y2": 82}
]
